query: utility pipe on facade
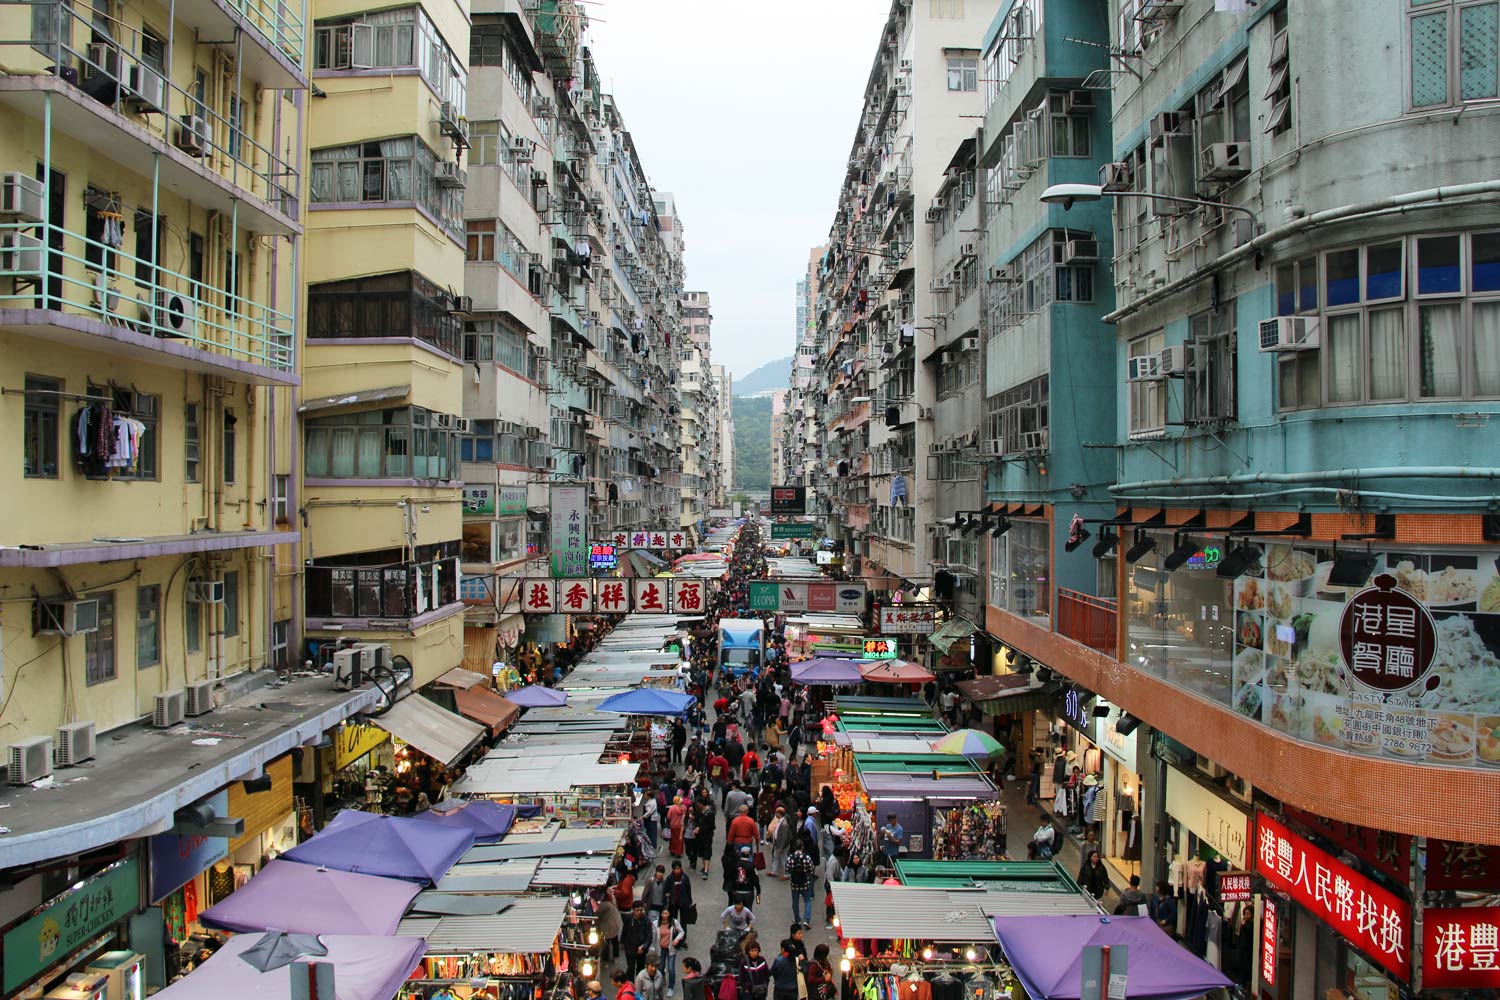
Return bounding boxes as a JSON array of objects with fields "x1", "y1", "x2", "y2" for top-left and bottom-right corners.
[{"x1": 1111, "y1": 466, "x2": 1500, "y2": 494}]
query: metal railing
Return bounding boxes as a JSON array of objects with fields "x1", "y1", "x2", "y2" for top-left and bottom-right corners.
[
  {"x1": 1056, "y1": 588, "x2": 1118, "y2": 657},
  {"x1": 0, "y1": 220, "x2": 293, "y2": 371}
]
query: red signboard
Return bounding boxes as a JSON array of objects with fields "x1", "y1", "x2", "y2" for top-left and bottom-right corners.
[
  {"x1": 1427, "y1": 840, "x2": 1500, "y2": 891},
  {"x1": 1423, "y1": 906, "x2": 1500, "y2": 989},
  {"x1": 1281, "y1": 805, "x2": 1411, "y2": 886},
  {"x1": 1219, "y1": 871, "x2": 1252, "y2": 903},
  {"x1": 1254, "y1": 813, "x2": 1411, "y2": 980},
  {"x1": 1261, "y1": 898, "x2": 1277, "y2": 988},
  {"x1": 1339, "y1": 574, "x2": 1437, "y2": 691}
]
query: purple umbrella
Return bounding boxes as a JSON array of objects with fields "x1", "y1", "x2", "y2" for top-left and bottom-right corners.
[
  {"x1": 505, "y1": 685, "x2": 569, "y2": 708},
  {"x1": 411, "y1": 800, "x2": 519, "y2": 843},
  {"x1": 790, "y1": 657, "x2": 864, "y2": 686},
  {"x1": 280, "y1": 809, "x2": 474, "y2": 884},
  {"x1": 199, "y1": 860, "x2": 420, "y2": 936},
  {"x1": 992, "y1": 915, "x2": 1233, "y2": 1000}
]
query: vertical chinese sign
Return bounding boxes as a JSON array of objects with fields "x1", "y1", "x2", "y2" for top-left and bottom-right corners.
[{"x1": 550, "y1": 485, "x2": 588, "y2": 578}]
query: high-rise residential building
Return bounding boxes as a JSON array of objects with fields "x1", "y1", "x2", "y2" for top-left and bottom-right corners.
[
  {"x1": 800, "y1": 0, "x2": 1000, "y2": 589},
  {"x1": 713, "y1": 363, "x2": 734, "y2": 495},
  {"x1": 768, "y1": 388, "x2": 790, "y2": 487},
  {"x1": 683, "y1": 289, "x2": 711, "y2": 348}
]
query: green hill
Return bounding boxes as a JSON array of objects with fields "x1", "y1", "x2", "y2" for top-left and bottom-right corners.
[
  {"x1": 733, "y1": 357, "x2": 793, "y2": 395},
  {"x1": 732, "y1": 395, "x2": 772, "y2": 491}
]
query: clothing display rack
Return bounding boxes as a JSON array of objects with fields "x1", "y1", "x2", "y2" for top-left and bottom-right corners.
[{"x1": 931, "y1": 802, "x2": 1007, "y2": 861}]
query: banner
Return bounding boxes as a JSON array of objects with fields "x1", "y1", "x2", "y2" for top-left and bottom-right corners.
[
  {"x1": 463, "y1": 485, "x2": 495, "y2": 515},
  {"x1": 520, "y1": 578, "x2": 714, "y2": 615},
  {"x1": 876, "y1": 604, "x2": 938, "y2": 634},
  {"x1": 770, "y1": 486, "x2": 807, "y2": 515},
  {"x1": 1165, "y1": 767, "x2": 1251, "y2": 868},
  {"x1": 497, "y1": 484, "x2": 528, "y2": 516},
  {"x1": 3, "y1": 860, "x2": 141, "y2": 993},
  {"x1": 1423, "y1": 906, "x2": 1500, "y2": 989},
  {"x1": 550, "y1": 485, "x2": 588, "y2": 577},
  {"x1": 611, "y1": 530, "x2": 689, "y2": 550},
  {"x1": 771, "y1": 524, "x2": 815, "y2": 539},
  {"x1": 748, "y1": 580, "x2": 866, "y2": 613},
  {"x1": 149, "y1": 790, "x2": 230, "y2": 902}
]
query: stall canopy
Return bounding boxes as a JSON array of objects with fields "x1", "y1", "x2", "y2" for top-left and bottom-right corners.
[
  {"x1": 895, "y1": 860, "x2": 1087, "y2": 894},
  {"x1": 930, "y1": 728, "x2": 1006, "y2": 759},
  {"x1": 411, "y1": 800, "x2": 520, "y2": 843},
  {"x1": 992, "y1": 915, "x2": 1233, "y2": 1000},
  {"x1": 433, "y1": 666, "x2": 490, "y2": 689},
  {"x1": 373, "y1": 694, "x2": 487, "y2": 766},
  {"x1": 398, "y1": 897, "x2": 568, "y2": 954},
  {"x1": 831, "y1": 884, "x2": 1099, "y2": 941},
  {"x1": 929, "y1": 615, "x2": 980, "y2": 656},
  {"x1": 859, "y1": 659, "x2": 936, "y2": 684},
  {"x1": 855, "y1": 753, "x2": 995, "y2": 799},
  {"x1": 790, "y1": 657, "x2": 865, "y2": 686},
  {"x1": 596, "y1": 688, "x2": 695, "y2": 716},
  {"x1": 198, "y1": 860, "x2": 421, "y2": 936},
  {"x1": 956, "y1": 673, "x2": 1054, "y2": 716},
  {"x1": 152, "y1": 933, "x2": 426, "y2": 1000},
  {"x1": 506, "y1": 685, "x2": 570, "y2": 707},
  {"x1": 281, "y1": 809, "x2": 475, "y2": 884},
  {"x1": 455, "y1": 685, "x2": 521, "y2": 735}
]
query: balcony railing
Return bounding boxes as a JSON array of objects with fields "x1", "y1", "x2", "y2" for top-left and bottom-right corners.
[
  {"x1": 0, "y1": 220, "x2": 293, "y2": 373},
  {"x1": 1056, "y1": 588, "x2": 1118, "y2": 658},
  {"x1": 305, "y1": 557, "x2": 459, "y2": 620}
]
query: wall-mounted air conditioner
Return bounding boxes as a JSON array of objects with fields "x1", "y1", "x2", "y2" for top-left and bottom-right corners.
[
  {"x1": 153, "y1": 289, "x2": 197, "y2": 337},
  {"x1": 0, "y1": 231, "x2": 45, "y2": 274},
  {"x1": 55, "y1": 721, "x2": 95, "y2": 766},
  {"x1": 187, "y1": 579, "x2": 225, "y2": 603},
  {"x1": 153, "y1": 689, "x2": 186, "y2": 728},
  {"x1": 1127, "y1": 355, "x2": 1163, "y2": 381},
  {"x1": 9, "y1": 737, "x2": 53, "y2": 784},
  {"x1": 0, "y1": 172, "x2": 45, "y2": 222},
  {"x1": 185, "y1": 680, "x2": 215, "y2": 716},
  {"x1": 1258, "y1": 316, "x2": 1320, "y2": 352},
  {"x1": 37, "y1": 598, "x2": 100, "y2": 636}
]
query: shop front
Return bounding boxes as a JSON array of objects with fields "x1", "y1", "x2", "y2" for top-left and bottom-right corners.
[
  {"x1": 1045, "y1": 688, "x2": 1144, "y2": 879},
  {"x1": 850, "y1": 753, "x2": 997, "y2": 862},
  {"x1": 4, "y1": 858, "x2": 143, "y2": 999}
]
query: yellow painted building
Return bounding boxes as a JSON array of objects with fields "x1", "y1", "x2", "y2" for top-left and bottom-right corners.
[
  {"x1": 299, "y1": 0, "x2": 470, "y2": 686},
  {"x1": 0, "y1": 0, "x2": 305, "y2": 744}
]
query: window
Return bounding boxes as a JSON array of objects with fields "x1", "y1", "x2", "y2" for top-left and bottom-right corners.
[
  {"x1": 1129, "y1": 331, "x2": 1167, "y2": 437},
  {"x1": 1409, "y1": 0, "x2": 1499, "y2": 108},
  {"x1": 309, "y1": 136, "x2": 464, "y2": 239},
  {"x1": 85, "y1": 592, "x2": 115, "y2": 685},
  {"x1": 271, "y1": 619, "x2": 291, "y2": 670},
  {"x1": 186, "y1": 596, "x2": 201, "y2": 654},
  {"x1": 989, "y1": 521, "x2": 1050, "y2": 621},
  {"x1": 23, "y1": 375, "x2": 60, "y2": 478},
  {"x1": 463, "y1": 320, "x2": 530, "y2": 375},
  {"x1": 946, "y1": 52, "x2": 979, "y2": 92},
  {"x1": 314, "y1": 6, "x2": 466, "y2": 113},
  {"x1": 136, "y1": 585, "x2": 160, "y2": 668},
  {"x1": 1186, "y1": 304, "x2": 1237, "y2": 424},
  {"x1": 308, "y1": 270, "x2": 462, "y2": 357},
  {"x1": 471, "y1": 120, "x2": 501, "y2": 165},
  {"x1": 469, "y1": 23, "x2": 534, "y2": 104},
  {"x1": 985, "y1": 376, "x2": 1048, "y2": 456},
  {"x1": 466, "y1": 219, "x2": 495, "y2": 261},
  {"x1": 990, "y1": 230, "x2": 1094, "y2": 336},
  {"x1": 273, "y1": 474, "x2": 291, "y2": 523},
  {"x1": 222, "y1": 409, "x2": 237, "y2": 483},
  {"x1": 87, "y1": 384, "x2": 158, "y2": 480},
  {"x1": 227, "y1": 94, "x2": 245, "y2": 161},
  {"x1": 222, "y1": 571, "x2": 239, "y2": 636},
  {"x1": 1196, "y1": 55, "x2": 1251, "y2": 161},
  {"x1": 184, "y1": 403, "x2": 200, "y2": 482},
  {"x1": 140, "y1": 26, "x2": 166, "y2": 73},
  {"x1": 304, "y1": 406, "x2": 460, "y2": 480},
  {"x1": 83, "y1": 188, "x2": 117, "y2": 271},
  {"x1": 134, "y1": 211, "x2": 165, "y2": 287},
  {"x1": 1265, "y1": 7, "x2": 1292, "y2": 135},
  {"x1": 930, "y1": 0, "x2": 964, "y2": 16}
]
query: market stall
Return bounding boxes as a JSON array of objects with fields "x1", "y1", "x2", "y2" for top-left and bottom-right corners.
[
  {"x1": 851, "y1": 753, "x2": 998, "y2": 862},
  {"x1": 396, "y1": 896, "x2": 569, "y2": 1000},
  {"x1": 280, "y1": 809, "x2": 476, "y2": 884},
  {"x1": 447, "y1": 741, "x2": 641, "y2": 827},
  {"x1": 991, "y1": 914, "x2": 1232, "y2": 1000},
  {"x1": 197, "y1": 860, "x2": 421, "y2": 936},
  {"x1": 894, "y1": 859, "x2": 1089, "y2": 896},
  {"x1": 153, "y1": 933, "x2": 427, "y2": 1000}
]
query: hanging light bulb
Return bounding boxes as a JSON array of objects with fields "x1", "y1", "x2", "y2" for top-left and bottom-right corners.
[
  {"x1": 588, "y1": 928, "x2": 600, "y2": 946},
  {"x1": 840, "y1": 958, "x2": 852, "y2": 973},
  {"x1": 831, "y1": 915, "x2": 841, "y2": 929},
  {"x1": 964, "y1": 948, "x2": 977, "y2": 962},
  {"x1": 921, "y1": 946, "x2": 933, "y2": 962},
  {"x1": 581, "y1": 960, "x2": 594, "y2": 978},
  {"x1": 845, "y1": 945, "x2": 856, "y2": 961}
]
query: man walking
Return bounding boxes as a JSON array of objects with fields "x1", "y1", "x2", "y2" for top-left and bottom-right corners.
[{"x1": 786, "y1": 840, "x2": 816, "y2": 927}]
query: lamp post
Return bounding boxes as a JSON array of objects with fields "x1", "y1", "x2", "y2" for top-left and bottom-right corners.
[{"x1": 1039, "y1": 183, "x2": 1261, "y2": 231}]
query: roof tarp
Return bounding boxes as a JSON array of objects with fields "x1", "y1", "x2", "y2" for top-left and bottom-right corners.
[
  {"x1": 596, "y1": 688, "x2": 695, "y2": 716},
  {"x1": 859, "y1": 659, "x2": 937, "y2": 684},
  {"x1": 929, "y1": 615, "x2": 980, "y2": 656},
  {"x1": 992, "y1": 915, "x2": 1234, "y2": 1000},
  {"x1": 957, "y1": 674, "x2": 1054, "y2": 716},
  {"x1": 397, "y1": 897, "x2": 567, "y2": 953},
  {"x1": 454, "y1": 685, "x2": 521, "y2": 735},
  {"x1": 409, "y1": 800, "x2": 520, "y2": 844},
  {"x1": 152, "y1": 933, "x2": 426, "y2": 1000},
  {"x1": 281, "y1": 809, "x2": 474, "y2": 884},
  {"x1": 790, "y1": 657, "x2": 864, "y2": 685},
  {"x1": 198, "y1": 860, "x2": 420, "y2": 936},
  {"x1": 374, "y1": 695, "x2": 486, "y2": 766},
  {"x1": 433, "y1": 666, "x2": 490, "y2": 689}
]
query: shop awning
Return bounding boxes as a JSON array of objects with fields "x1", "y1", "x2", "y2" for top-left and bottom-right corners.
[
  {"x1": 281, "y1": 809, "x2": 474, "y2": 884},
  {"x1": 198, "y1": 860, "x2": 420, "y2": 936},
  {"x1": 859, "y1": 659, "x2": 936, "y2": 684},
  {"x1": 410, "y1": 800, "x2": 520, "y2": 844},
  {"x1": 895, "y1": 859, "x2": 1086, "y2": 894},
  {"x1": 790, "y1": 657, "x2": 865, "y2": 685},
  {"x1": 827, "y1": 884, "x2": 1002, "y2": 942},
  {"x1": 434, "y1": 666, "x2": 491, "y2": 689},
  {"x1": 153, "y1": 933, "x2": 425, "y2": 1000},
  {"x1": 929, "y1": 615, "x2": 980, "y2": 655},
  {"x1": 375, "y1": 694, "x2": 487, "y2": 766},
  {"x1": 448, "y1": 758, "x2": 640, "y2": 795},
  {"x1": 993, "y1": 915, "x2": 1233, "y2": 1000},
  {"x1": 435, "y1": 860, "x2": 540, "y2": 893},
  {"x1": 397, "y1": 897, "x2": 568, "y2": 953},
  {"x1": 532, "y1": 855, "x2": 615, "y2": 887},
  {"x1": 409, "y1": 892, "x2": 516, "y2": 916},
  {"x1": 454, "y1": 685, "x2": 521, "y2": 735},
  {"x1": 957, "y1": 673, "x2": 1054, "y2": 716},
  {"x1": 297, "y1": 383, "x2": 410, "y2": 414},
  {"x1": 460, "y1": 831, "x2": 626, "y2": 861}
]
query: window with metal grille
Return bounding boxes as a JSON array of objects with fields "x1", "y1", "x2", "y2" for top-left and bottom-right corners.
[
  {"x1": 1186, "y1": 304, "x2": 1237, "y2": 425},
  {"x1": 23, "y1": 375, "x2": 60, "y2": 479},
  {"x1": 1409, "y1": 0, "x2": 1499, "y2": 109}
]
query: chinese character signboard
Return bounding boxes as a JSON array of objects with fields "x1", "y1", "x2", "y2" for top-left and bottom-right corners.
[
  {"x1": 590, "y1": 543, "x2": 619, "y2": 570},
  {"x1": 1282, "y1": 806, "x2": 1411, "y2": 885},
  {"x1": 770, "y1": 486, "x2": 807, "y2": 515},
  {"x1": 1218, "y1": 870, "x2": 1253, "y2": 903},
  {"x1": 669, "y1": 531, "x2": 687, "y2": 549},
  {"x1": 771, "y1": 523, "x2": 815, "y2": 539},
  {"x1": 596, "y1": 579, "x2": 629, "y2": 614},
  {"x1": 607, "y1": 530, "x2": 690, "y2": 550},
  {"x1": 497, "y1": 485, "x2": 528, "y2": 516},
  {"x1": 557, "y1": 580, "x2": 594, "y2": 614},
  {"x1": 463, "y1": 485, "x2": 495, "y2": 515},
  {"x1": 1423, "y1": 906, "x2": 1500, "y2": 989},
  {"x1": 1261, "y1": 898, "x2": 1278, "y2": 988},
  {"x1": 876, "y1": 604, "x2": 938, "y2": 634},
  {"x1": 522, "y1": 579, "x2": 557, "y2": 614},
  {"x1": 1427, "y1": 840, "x2": 1500, "y2": 890},
  {"x1": 1254, "y1": 813, "x2": 1410, "y2": 980},
  {"x1": 673, "y1": 579, "x2": 706, "y2": 614},
  {"x1": 549, "y1": 485, "x2": 588, "y2": 578},
  {"x1": 862, "y1": 637, "x2": 898, "y2": 659},
  {"x1": 459, "y1": 574, "x2": 492, "y2": 605},
  {"x1": 3, "y1": 859, "x2": 141, "y2": 993},
  {"x1": 633, "y1": 578, "x2": 668, "y2": 613},
  {"x1": 1340, "y1": 574, "x2": 1437, "y2": 691}
]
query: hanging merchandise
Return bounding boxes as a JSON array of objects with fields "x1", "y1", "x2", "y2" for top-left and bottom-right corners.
[{"x1": 930, "y1": 802, "x2": 1007, "y2": 862}]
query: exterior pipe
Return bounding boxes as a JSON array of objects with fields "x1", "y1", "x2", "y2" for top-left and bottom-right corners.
[
  {"x1": 1111, "y1": 466, "x2": 1500, "y2": 494},
  {"x1": 1112, "y1": 488, "x2": 1500, "y2": 506},
  {"x1": 1102, "y1": 180, "x2": 1500, "y2": 325}
]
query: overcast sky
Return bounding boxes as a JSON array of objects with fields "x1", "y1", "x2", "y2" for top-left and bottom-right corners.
[{"x1": 585, "y1": 0, "x2": 890, "y2": 387}]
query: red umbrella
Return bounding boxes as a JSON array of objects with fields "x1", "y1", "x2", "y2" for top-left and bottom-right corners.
[{"x1": 858, "y1": 659, "x2": 936, "y2": 684}]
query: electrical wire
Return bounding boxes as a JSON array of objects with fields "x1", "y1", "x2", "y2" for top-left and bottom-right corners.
[{"x1": 0, "y1": 639, "x2": 63, "y2": 729}]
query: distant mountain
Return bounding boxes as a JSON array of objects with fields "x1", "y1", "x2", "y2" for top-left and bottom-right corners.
[{"x1": 733, "y1": 356, "x2": 794, "y2": 396}]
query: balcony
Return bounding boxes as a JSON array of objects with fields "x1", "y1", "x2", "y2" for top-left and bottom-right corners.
[
  {"x1": 305, "y1": 556, "x2": 460, "y2": 625},
  {"x1": 1055, "y1": 588, "x2": 1118, "y2": 658},
  {"x1": 0, "y1": 221, "x2": 295, "y2": 382}
]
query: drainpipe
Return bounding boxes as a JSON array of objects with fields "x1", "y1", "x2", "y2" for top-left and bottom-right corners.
[
  {"x1": 1110, "y1": 466, "x2": 1500, "y2": 495},
  {"x1": 1103, "y1": 180, "x2": 1500, "y2": 325}
]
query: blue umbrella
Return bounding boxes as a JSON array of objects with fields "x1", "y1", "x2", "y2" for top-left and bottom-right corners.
[{"x1": 596, "y1": 688, "x2": 696, "y2": 717}]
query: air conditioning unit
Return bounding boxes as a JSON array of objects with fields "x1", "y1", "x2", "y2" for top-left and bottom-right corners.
[
  {"x1": 925, "y1": 203, "x2": 943, "y2": 223},
  {"x1": 184, "y1": 680, "x2": 215, "y2": 716},
  {"x1": 960, "y1": 334, "x2": 979, "y2": 351},
  {"x1": 987, "y1": 265, "x2": 1012, "y2": 284},
  {"x1": 152, "y1": 289, "x2": 197, "y2": 337},
  {"x1": 37, "y1": 598, "x2": 100, "y2": 636},
  {"x1": 1196, "y1": 756, "x2": 1229, "y2": 780},
  {"x1": 449, "y1": 295, "x2": 473, "y2": 315},
  {"x1": 1127, "y1": 355, "x2": 1164, "y2": 381},
  {"x1": 1065, "y1": 89, "x2": 1095, "y2": 114},
  {"x1": 1148, "y1": 112, "x2": 1182, "y2": 144},
  {"x1": 0, "y1": 172, "x2": 45, "y2": 222},
  {"x1": 1099, "y1": 161, "x2": 1132, "y2": 193},
  {"x1": 1137, "y1": 0, "x2": 1184, "y2": 21},
  {"x1": 930, "y1": 276, "x2": 951, "y2": 292},
  {"x1": 175, "y1": 115, "x2": 209, "y2": 157},
  {"x1": 54, "y1": 721, "x2": 96, "y2": 766},
  {"x1": 1159, "y1": 344, "x2": 1188, "y2": 375},
  {"x1": 525, "y1": 426, "x2": 543, "y2": 440},
  {"x1": 1021, "y1": 429, "x2": 1049, "y2": 452},
  {"x1": 960, "y1": 242, "x2": 976, "y2": 258},
  {"x1": 433, "y1": 413, "x2": 455, "y2": 429},
  {"x1": 332, "y1": 648, "x2": 363, "y2": 690},
  {"x1": 533, "y1": 95, "x2": 554, "y2": 117},
  {"x1": 1064, "y1": 239, "x2": 1099, "y2": 263},
  {"x1": 434, "y1": 161, "x2": 466, "y2": 188},
  {"x1": 521, "y1": 0, "x2": 540, "y2": 10},
  {"x1": 8, "y1": 737, "x2": 53, "y2": 785},
  {"x1": 981, "y1": 439, "x2": 1003, "y2": 457},
  {"x1": 89, "y1": 270, "x2": 120, "y2": 314},
  {"x1": 127, "y1": 64, "x2": 166, "y2": 113},
  {"x1": 1258, "y1": 316, "x2": 1320, "y2": 352},
  {"x1": 452, "y1": 417, "x2": 472, "y2": 434},
  {"x1": 86, "y1": 42, "x2": 123, "y2": 81},
  {"x1": 0, "y1": 231, "x2": 45, "y2": 274},
  {"x1": 187, "y1": 579, "x2": 226, "y2": 603},
  {"x1": 153, "y1": 689, "x2": 186, "y2": 728},
  {"x1": 1200, "y1": 141, "x2": 1250, "y2": 182},
  {"x1": 510, "y1": 138, "x2": 534, "y2": 162}
]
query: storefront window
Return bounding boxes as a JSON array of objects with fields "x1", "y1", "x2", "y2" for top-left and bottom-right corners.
[{"x1": 990, "y1": 520, "x2": 1051, "y2": 623}]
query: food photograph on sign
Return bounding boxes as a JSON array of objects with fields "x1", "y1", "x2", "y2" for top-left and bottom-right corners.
[{"x1": 1127, "y1": 538, "x2": 1500, "y2": 769}]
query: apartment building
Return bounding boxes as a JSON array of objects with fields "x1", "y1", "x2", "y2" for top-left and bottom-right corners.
[
  {"x1": 805, "y1": 0, "x2": 999, "y2": 590},
  {"x1": 783, "y1": 247, "x2": 824, "y2": 496},
  {"x1": 712, "y1": 361, "x2": 733, "y2": 495},
  {"x1": 768, "y1": 387, "x2": 790, "y2": 488}
]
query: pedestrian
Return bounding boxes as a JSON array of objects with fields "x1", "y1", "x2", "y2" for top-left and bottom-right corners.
[
  {"x1": 727, "y1": 804, "x2": 760, "y2": 855},
  {"x1": 822, "y1": 850, "x2": 844, "y2": 929},
  {"x1": 643, "y1": 865, "x2": 669, "y2": 923},
  {"x1": 767, "y1": 805, "x2": 792, "y2": 879},
  {"x1": 709, "y1": 748, "x2": 732, "y2": 805},
  {"x1": 737, "y1": 942, "x2": 771, "y2": 1000},
  {"x1": 643, "y1": 788, "x2": 661, "y2": 849},
  {"x1": 614, "y1": 970, "x2": 639, "y2": 1000},
  {"x1": 681, "y1": 958, "x2": 707, "y2": 1000},
  {"x1": 596, "y1": 894, "x2": 623, "y2": 962},
  {"x1": 786, "y1": 840, "x2": 816, "y2": 927},
  {"x1": 672, "y1": 718, "x2": 688, "y2": 764},
  {"x1": 1115, "y1": 874, "x2": 1149, "y2": 916},
  {"x1": 691, "y1": 801, "x2": 716, "y2": 880},
  {"x1": 637, "y1": 957, "x2": 667, "y2": 1000},
  {"x1": 770, "y1": 940, "x2": 800, "y2": 1000},
  {"x1": 587, "y1": 980, "x2": 606, "y2": 1000},
  {"x1": 721, "y1": 900, "x2": 756, "y2": 933},
  {"x1": 623, "y1": 901, "x2": 654, "y2": 979},
  {"x1": 668, "y1": 796, "x2": 688, "y2": 858},
  {"x1": 805, "y1": 945, "x2": 833, "y2": 1000},
  {"x1": 724, "y1": 845, "x2": 761, "y2": 908},
  {"x1": 800, "y1": 807, "x2": 821, "y2": 867},
  {"x1": 1079, "y1": 853, "x2": 1109, "y2": 903},
  {"x1": 614, "y1": 866, "x2": 638, "y2": 912},
  {"x1": 785, "y1": 925, "x2": 807, "y2": 964},
  {"x1": 878, "y1": 813, "x2": 905, "y2": 867},
  {"x1": 741, "y1": 744, "x2": 762, "y2": 791},
  {"x1": 1149, "y1": 881, "x2": 1179, "y2": 937},
  {"x1": 654, "y1": 911, "x2": 685, "y2": 996},
  {"x1": 725, "y1": 782, "x2": 754, "y2": 821},
  {"x1": 665, "y1": 860, "x2": 696, "y2": 929}
]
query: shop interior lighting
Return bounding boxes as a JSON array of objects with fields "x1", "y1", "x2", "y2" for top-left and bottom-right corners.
[
  {"x1": 1215, "y1": 542, "x2": 1263, "y2": 580},
  {"x1": 845, "y1": 945, "x2": 857, "y2": 961},
  {"x1": 1114, "y1": 713, "x2": 1142, "y2": 736},
  {"x1": 1091, "y1": 530, "x2": 1120, "y2": 559},
  {"x1": 1124, "y1": 530, "x2": 1157, "y2": 564},
  {"x1": 1328, "y1": 548, "x2": 1380, "y2": 588},
  {"x1": 1161, "y1": 533, "x2": 1198, "y2": 572},
  {"x1": 1092, "y1": 704, "x2": 1111, "y2": 717}
]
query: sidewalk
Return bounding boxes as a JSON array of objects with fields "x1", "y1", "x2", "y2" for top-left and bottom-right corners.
[{"x1": 998, "y1": 770, "x2": 1131, "y2": 912}]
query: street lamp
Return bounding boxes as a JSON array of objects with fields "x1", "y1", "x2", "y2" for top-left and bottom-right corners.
[{"x1": 1040, "y1": 183, "x2": 1261, "y2": 231}]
